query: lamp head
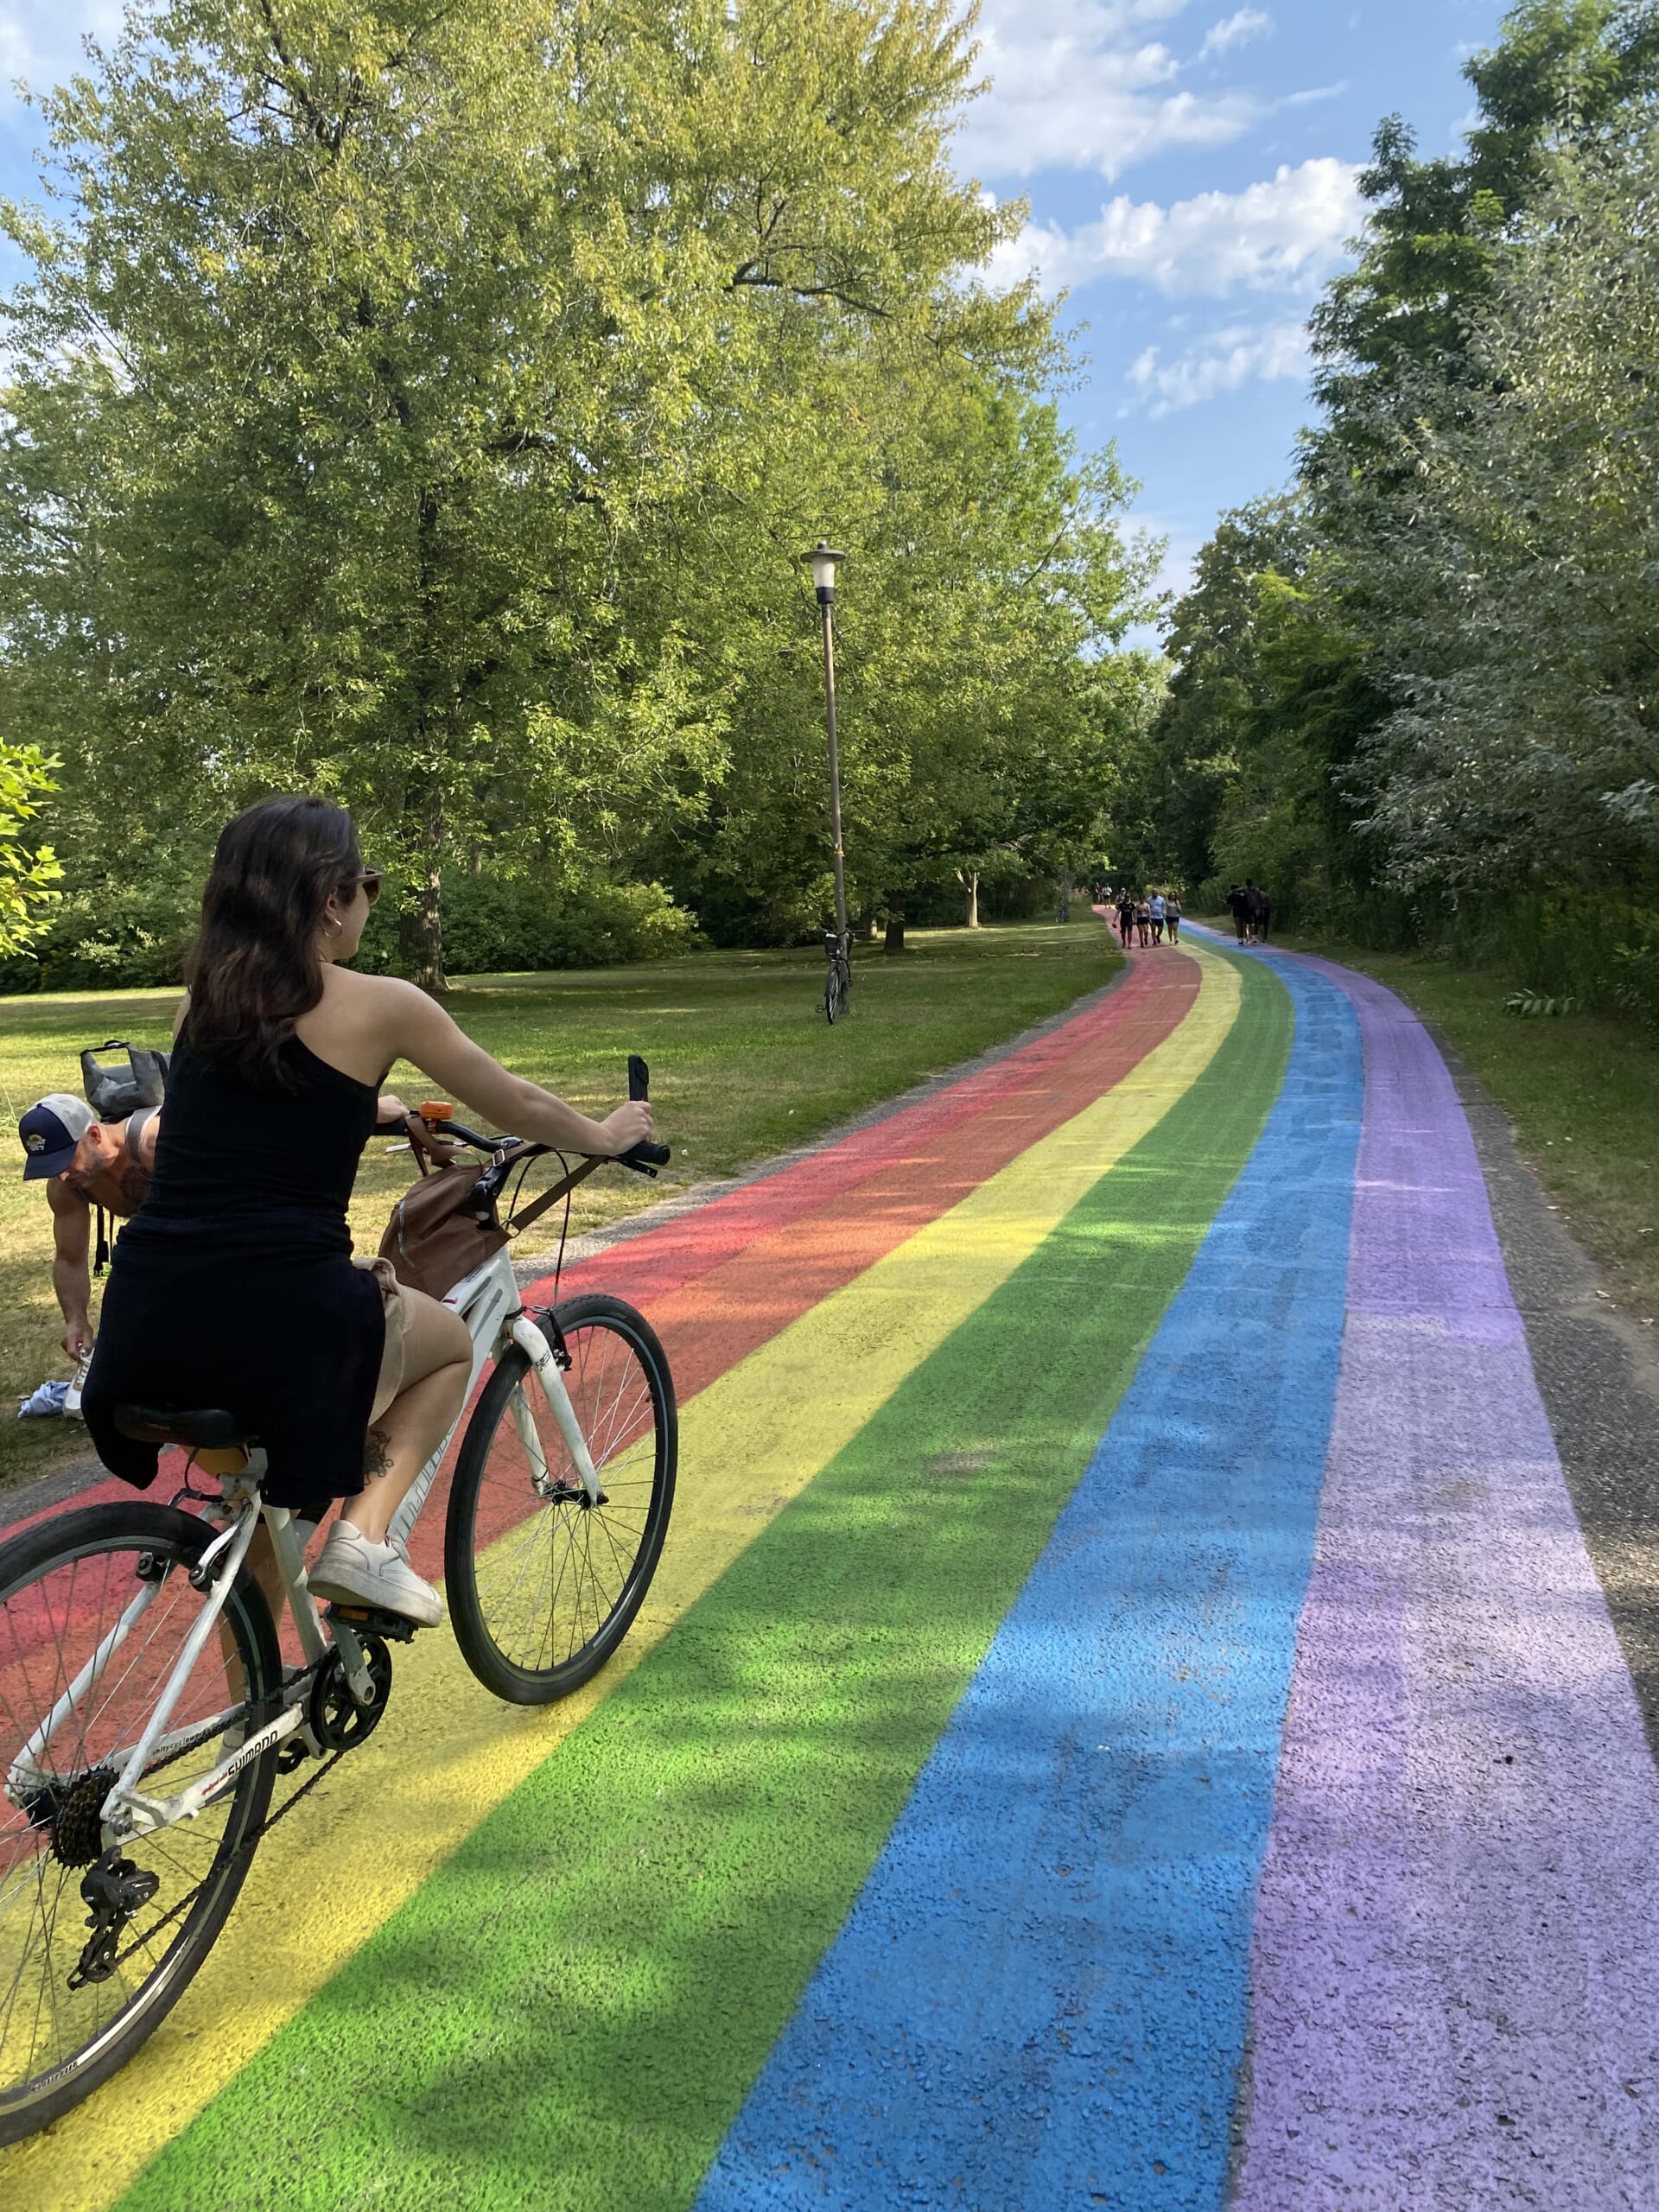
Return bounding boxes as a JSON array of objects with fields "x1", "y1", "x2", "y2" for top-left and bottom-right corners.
[{"x1": 802, "y1": 541, "x2": 846, "y2": 602}]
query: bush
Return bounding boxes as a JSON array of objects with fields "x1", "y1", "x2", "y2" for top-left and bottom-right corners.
[
  {"x1": 0, "y1": 854, "x2": 700, "y2": 994},
  {"x1": 0, "y1": 862, "x2": 205, "y2": 992},
  {"x1": 1394, "y1": 891, "x2": 1659, "y2": 1031},
  {"x1": 435, "y1": 873, "x2": 702, "y2": 974}
]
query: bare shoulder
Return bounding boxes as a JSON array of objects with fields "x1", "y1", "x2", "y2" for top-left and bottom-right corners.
[
  {"x1": 316, "y1": 969, "x2": 456, "y2": 1057},
  {"x1": 334, "y1": 969, "x2": 449, "y2": 1033},
  {"x1": 293, "y1": 968, "x2": 428, "y2": 1085},
  {"x1": 323, "y1": 966, "x2": 415, "y2": 1014}
]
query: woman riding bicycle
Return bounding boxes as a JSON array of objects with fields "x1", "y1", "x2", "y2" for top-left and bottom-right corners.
[{"x1": 83, "y1": 797, "x2": 652, "y2": 1630}]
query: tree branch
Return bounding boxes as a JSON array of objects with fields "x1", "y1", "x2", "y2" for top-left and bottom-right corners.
[{"x1": 728, "y1": 268, "x2": 889, "y2": 318}]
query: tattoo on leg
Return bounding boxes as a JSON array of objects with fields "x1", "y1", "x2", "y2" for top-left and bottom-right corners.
[{"x1": 363, "y1": 1426, "x2": 393, "y2": 1480}]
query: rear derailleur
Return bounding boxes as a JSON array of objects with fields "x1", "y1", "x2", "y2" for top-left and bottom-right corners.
[{"x1": 68, "y1": 1848, "x2": 160, "y2": 1988}]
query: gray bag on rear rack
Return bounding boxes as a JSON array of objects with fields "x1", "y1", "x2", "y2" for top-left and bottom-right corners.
[{"x1": 79, "y1": 1039, "x2": 170, "y2": 1122}]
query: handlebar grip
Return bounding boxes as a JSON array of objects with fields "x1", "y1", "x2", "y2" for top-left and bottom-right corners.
[
  {"x1": 619, "y1": 1138, "x2": 671, "y2": 1175},
  {"x1": 628, "y1": 1053, "x2": 650, "y2": 1103}
]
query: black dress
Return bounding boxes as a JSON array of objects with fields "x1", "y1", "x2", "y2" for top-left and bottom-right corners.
[{"x1": 83, "y1": 1029, "x2": 386, "y2": 1510}]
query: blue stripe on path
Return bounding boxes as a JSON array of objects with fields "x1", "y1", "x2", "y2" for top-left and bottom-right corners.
[{"x1": 695, "y1": 949, "x2": 1362, "y2": 2212}]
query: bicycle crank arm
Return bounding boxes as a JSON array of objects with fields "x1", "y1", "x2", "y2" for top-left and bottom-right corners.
[{"x1": 511, "y1": 1314, "x2": 604, "y2": 1503}]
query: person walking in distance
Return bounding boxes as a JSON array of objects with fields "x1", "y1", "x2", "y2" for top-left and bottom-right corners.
[
  {"x1": 1135, "y1": 896, "x2": 1151, "y2": 948},
  {"x1": 1149, "y1": 891, "x2": 1166, "y2": 945},
  {"x1": 1166, "y1": 892, "x2": 1183, "y2": 944},
  {"x1": 1116, "y1": 889, "x2": 1135, "y2": 950},
  {"x1": 1226, "y1": 884, "x2": 1250, "y2": 944},
  {"x1": 1243, "y1": 880, "x2": 1264, "y2": 944},
  {"x1": 1254, "y1": 884, "x2": 1272, "y2": 943}
]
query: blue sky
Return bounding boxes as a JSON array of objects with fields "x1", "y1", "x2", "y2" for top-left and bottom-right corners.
[
  {"x1": 958, "y1": 0, "x2": 1510, "y2": 594},
  {"x1": 0, "y1": 0, "x2": 1508, "y2": 598}
]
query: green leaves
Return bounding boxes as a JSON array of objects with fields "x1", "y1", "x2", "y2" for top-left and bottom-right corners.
[
  {"x1": 0, "y1": 0, "x2": 1148, "y2": 982},
  {"x1": 0, "y1": 745, "x2": 63, "y2": 957}
]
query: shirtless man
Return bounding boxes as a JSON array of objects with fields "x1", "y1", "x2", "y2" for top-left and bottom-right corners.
[
  {"x1": 21, "y1": 1084, "x2": 410, "y2": 1373},
  {"x1": 21, "y1": 1094, "x2": 162, "y2": 1370}
]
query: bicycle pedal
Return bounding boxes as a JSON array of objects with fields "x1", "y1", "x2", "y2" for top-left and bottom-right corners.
[{"x1": 325, "y1": 1603, "x2": 416, "y2": 1644}]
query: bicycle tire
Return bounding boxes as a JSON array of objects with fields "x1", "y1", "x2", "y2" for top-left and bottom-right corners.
[
  {"x1": 0, "y1": 1501, "x2": 280, "y2": 2145},
  {"x1": 446, "y1": 1292, "x2": 677, "y2": 1704},
  {"x1": 824, "y1": 958, "x2": 847, "y2": 1025}
]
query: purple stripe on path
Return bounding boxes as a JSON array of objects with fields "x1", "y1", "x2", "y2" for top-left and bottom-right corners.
[{"x1": 1235, "y1": 958, "x2": 1659, "y2": 2208}]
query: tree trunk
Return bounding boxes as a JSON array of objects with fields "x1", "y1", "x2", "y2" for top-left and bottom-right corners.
[
  {"x1": 1055, "y1": 874, "x2": 1071, "y2": 923},
  {"x1": 884, "y1": 909, "x2": 906, "y2": 957},
  {"x1": 964, "y1": 871, "x2": 980, "y2": 929},
  {"x1": 398, "y1": 780, "x2": 447, "y2": 993}
]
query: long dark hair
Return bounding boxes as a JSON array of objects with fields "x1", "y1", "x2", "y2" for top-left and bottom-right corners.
[{"x1": 185, "y1": 797, "x2": 364, "y2": 1089}]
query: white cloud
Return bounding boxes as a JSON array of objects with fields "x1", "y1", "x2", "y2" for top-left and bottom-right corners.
[
  {"x1": 1281, "y1": 80, "x2": 1346, "y2": 107},
  {"x1": 988, "y1": 156, "x2": 1362, "y2": 298},
  {"x1": 1124, "y1": 318, "x2": 1311, "y2": 415},
  {"x1": 1199, "y1": 9, "x2": 1271, "y2": 60},
  {"x1": 957, "y1": 0, "x2": 1262, "y2": 181},
  {"x1": 0, "y1": 3, "x2": 124, "y2": 97}
]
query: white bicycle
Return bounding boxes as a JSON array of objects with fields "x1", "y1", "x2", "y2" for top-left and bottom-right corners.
[{"x1": 0, "y1": 1081, "x2": 677, "y2": 2144}]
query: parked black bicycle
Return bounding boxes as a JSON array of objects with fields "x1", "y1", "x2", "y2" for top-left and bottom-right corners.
[{"x1": 823, "y1": 928, "x2": 851, "y2": 1025}]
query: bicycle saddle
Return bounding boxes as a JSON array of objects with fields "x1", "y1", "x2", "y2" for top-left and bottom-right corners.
[{"x1": 111, "y1": 1404, "x2": 255, "y2": 1449}]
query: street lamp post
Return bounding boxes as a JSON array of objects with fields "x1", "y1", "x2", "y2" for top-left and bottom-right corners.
[{"x1": 802, "y1": 541, "x2": 849, "y2": 950}]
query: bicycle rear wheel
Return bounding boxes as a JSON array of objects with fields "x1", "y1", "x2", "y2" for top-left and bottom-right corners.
[
  {"x1": 445, "y1": 1293, "x2": 677, "y2": 1704},
  {"x1": 824, "y1": 957, "x2": 847, "y2": 1024},
  {"x1": 0, "y1": 1502, "x2": 279, "y2": 2145}
]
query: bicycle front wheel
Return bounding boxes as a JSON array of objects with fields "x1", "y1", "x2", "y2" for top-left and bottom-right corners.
[
  {"x1": 0, "y1": 1502, "x2": 280, "y2": 2145},
  {"x1": 824, "y1": 958, "x2": 847, "y2": 1024},
  {"x1": 446, "y1": 1293, "x2": 677, "y2": 1704}
]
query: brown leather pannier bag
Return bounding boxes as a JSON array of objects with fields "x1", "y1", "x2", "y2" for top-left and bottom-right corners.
[{"x1": 378, "y1": 1118, "x2": 509, "y2": 1299}]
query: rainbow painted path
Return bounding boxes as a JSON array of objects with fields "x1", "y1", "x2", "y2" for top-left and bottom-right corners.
[{"x1": 8, "y1": 930, "x2": 1659, "y2": 2209}]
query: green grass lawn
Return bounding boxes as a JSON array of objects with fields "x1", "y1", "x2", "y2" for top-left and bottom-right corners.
[
  {"x1": 0, "y1": 919, "x2": 1120, "y2": 1493},
  {"x1": 1259, "y1": 924, "x2": 1659, "y2": 1326}
]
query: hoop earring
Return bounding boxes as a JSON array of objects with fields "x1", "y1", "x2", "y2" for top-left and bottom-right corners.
[{"x1": 324, "y1": 916, "x2": 341, "y2": 938}]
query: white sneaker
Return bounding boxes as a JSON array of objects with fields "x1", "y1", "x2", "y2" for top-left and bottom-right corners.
[{"x1": 308, "y1": 1522, "x2": 442, "y2": 1630}]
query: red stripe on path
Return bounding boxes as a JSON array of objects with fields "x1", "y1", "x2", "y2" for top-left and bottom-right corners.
[{"x1": 524, "y1": 948, "x2": 1186, "y2": 1316}]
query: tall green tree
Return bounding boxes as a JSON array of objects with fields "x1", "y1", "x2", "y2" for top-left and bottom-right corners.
[
  {"x1": 1312, "y1": 0, "x2": 1659, "y2": 427},
  {"x1": 1, "y1": 0, "x2": 1058, "y2": 984},
  {"x1": 1321, "y1": 130, "x2": 1659, "y2": 893},
  {"x1": 1135, "y1": 499, "x2": 1381, "y2": 921}
]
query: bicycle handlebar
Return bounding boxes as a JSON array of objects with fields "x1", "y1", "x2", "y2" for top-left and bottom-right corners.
[{"x1": 416, "y1": 1055, "x2": 669, "y2": 1177}]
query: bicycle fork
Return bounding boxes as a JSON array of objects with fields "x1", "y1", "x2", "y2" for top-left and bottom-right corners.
[{"x1": 509, "y1": 1313, "x2": 604, "y2": 1503}]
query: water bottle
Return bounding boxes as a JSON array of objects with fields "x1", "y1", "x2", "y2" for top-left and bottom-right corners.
[{"x1": 63, "y1": 1346, "x2": 94, "y2": 1420}]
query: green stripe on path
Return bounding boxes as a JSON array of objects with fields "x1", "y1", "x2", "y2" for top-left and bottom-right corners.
[{"x1": 118, "y1": 949, "x2": 1289, "y2": 2212}]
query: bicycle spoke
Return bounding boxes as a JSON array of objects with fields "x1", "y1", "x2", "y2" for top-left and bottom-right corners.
[
  {"x1": 449, "y1": 1300, "x2": 672, "y2": 1701},
  {"x1": 0, "y1": 1514, "x2": 275, "y2": 2124}
]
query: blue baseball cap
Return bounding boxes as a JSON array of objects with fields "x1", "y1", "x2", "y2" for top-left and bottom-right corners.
[{"x1": 20, "y1": 1094, "x2": 95, "y2": 1179}]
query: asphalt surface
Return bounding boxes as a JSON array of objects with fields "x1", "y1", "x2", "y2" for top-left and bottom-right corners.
[{"x1": 5, "y1": 933, "x2": 1659, "y2": 2212}]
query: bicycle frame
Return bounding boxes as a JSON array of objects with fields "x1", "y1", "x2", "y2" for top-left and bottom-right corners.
[{"x1": 7, "y1": 1248, "x2": 594, "y2": 1852}]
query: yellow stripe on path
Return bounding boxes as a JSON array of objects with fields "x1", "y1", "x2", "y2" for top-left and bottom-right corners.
[{"x1": 8, "y1": 943, "x2": 1238, "y2": 2212}]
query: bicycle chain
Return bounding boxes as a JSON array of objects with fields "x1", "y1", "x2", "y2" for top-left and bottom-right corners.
[{"x1": 104, "y1": 1745, "x2": 348, "y2": 1976}]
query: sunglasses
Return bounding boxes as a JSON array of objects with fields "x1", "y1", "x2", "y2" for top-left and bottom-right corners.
[{"x1": 351, "y1": 869, "x2": 383, "y2": 906}]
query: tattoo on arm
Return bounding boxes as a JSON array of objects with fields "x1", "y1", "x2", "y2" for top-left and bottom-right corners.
[{"x1": 363, "y1": 1426, "x2": 393, "y2": 1480}]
